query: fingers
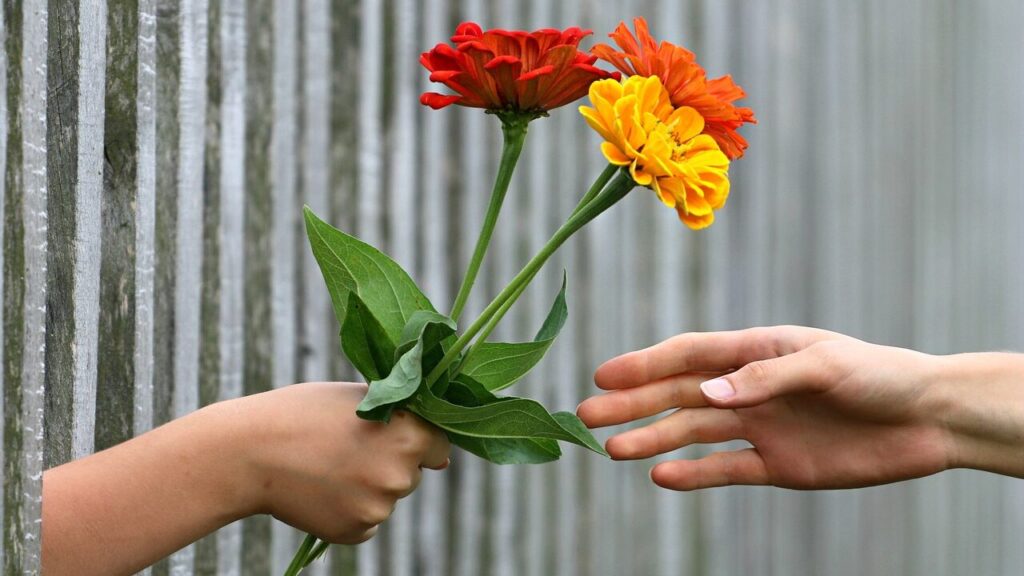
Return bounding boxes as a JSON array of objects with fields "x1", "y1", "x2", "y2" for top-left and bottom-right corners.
[
  {"x1": 419, "y1": 426, "x2": 452, "y2": 471},
  {"x1": 650, "y1": 449, "x2": 768, "y2": 490},
  {"x1": 594, "y1": 326, "x2": 836, "y2": 390},
  {"x1": 698, "y1": 345, "x2": 832, "y2": 409},
  {"x1": 604, "y1": 407, "x2": 745, "y2": 460},
  {"x1": 392, "y1": 410, "x2": 452, "y2": 470},
  {"x1": 577, "y1": 373, "x2": 715, "y2": 428}
]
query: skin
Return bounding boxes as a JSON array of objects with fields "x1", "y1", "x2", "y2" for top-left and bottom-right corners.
[
  {"x1": 42, "y1": 382, "x2": 450, "y2": 576},
  {"x1": 577, "y1": 325, "x2": 1024, "y2": 491}
]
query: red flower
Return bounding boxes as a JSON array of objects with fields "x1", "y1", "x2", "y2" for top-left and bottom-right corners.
[
  {"x1": 591, "y1": 18, "x2": 756, "y2": 159},
  {"x1": 420, "y1": 22, "x2": 619, "y2": 117}
]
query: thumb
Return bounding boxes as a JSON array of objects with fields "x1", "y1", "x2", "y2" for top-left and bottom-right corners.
[{"x1": 699, "y1": 349, "x2": 827, "y2": 408}]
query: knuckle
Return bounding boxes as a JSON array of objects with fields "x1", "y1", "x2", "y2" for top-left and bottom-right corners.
[
  {"x1": 349, "y1": 526, "x2": 379, "y2": 545},
  {"x1": 743, "y1": 359, "x2": 773, "y2": 385},
  {"x1": 383, "y1": 472, "x2": 416, "y2": 497},
  {"x1": 805, "y1": 341, "x2": 853, "y2": 387},
  {"x1": 357, "y1": 499, "x2": 395, "y2": 527}
]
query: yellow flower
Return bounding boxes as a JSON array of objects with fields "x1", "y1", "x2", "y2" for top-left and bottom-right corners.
[{"x1": 579, "y1": 75, "x2": 731, "y2": 229}]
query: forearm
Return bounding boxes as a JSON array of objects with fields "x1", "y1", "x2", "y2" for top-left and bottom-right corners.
[
  {"x1": 931, "y1": 352, "x2": 1024, "y2": 478},
  {"x1": 42, "y1": 401, "x2": 254, "y2": 576}
]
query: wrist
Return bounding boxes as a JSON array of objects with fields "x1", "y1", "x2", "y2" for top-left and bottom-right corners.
[
  {"x1": 190, "y1": 397, "x2": 267, "y2": 523},
  {"x1": 929, "y1": 352, "x2": 1024, "y2": 476}
]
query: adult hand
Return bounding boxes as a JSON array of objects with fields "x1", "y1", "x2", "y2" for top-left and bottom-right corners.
[{"x1": 577, "y1": 326, "x2": 1024, "y2": 490}]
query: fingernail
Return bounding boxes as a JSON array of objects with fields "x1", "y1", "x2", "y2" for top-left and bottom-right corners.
[{"x1": 700, "y1": 378, "x2": 735, "y2": 400}]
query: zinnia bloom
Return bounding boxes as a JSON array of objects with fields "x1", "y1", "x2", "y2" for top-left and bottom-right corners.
[
  {"x1": 591, "y1": 18, "x2": 755, "y2": 160},
  {"x1": 420, "y1": 22, "x2": 619, "y2": 117},
  {"x1": 580, "y1": 76, "x2": 730, "y2": 229}
]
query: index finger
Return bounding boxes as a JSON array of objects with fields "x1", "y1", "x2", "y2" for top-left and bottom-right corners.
[{"x1": 594, "y1": 326, "x2": 837, "y2": 390}]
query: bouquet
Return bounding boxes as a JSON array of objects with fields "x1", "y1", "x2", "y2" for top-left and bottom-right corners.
[{"x1": 286, "y1": 17, "x2": 755, "y2": 574}]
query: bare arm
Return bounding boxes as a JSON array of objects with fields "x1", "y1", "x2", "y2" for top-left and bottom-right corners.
[
  {"x1": 577, "y1": 326, "x2": 1024, "y2": 490},
  {"x1": 42, "y1": 382, "x2": 449, "y2": 576}
]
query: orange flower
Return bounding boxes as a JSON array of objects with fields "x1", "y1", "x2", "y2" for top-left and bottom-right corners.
[
  {"x1": 420, "y1": 22, "x2": 619, "y2": 117},
  {"x1": 592, "y1": 18, "x2": 756, "y2": 159}
]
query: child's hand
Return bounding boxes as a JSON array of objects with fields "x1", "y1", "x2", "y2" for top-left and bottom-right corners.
[
  {"x1": 43, "y1": 381, "x2": 450, "y2": 576},
  {"x1": 232, "y1": 382, "x2": 450, "y2": 543}
]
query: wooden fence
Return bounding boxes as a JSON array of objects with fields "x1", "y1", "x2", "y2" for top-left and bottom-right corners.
[{"x1": 3, "y1": 0, "x2": 1023, "y2": 574}]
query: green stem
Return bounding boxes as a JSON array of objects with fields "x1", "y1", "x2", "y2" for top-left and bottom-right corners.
[
  {"x1": 428, "y1": 169, "x2": 634, "y2": 385},
  {"x1": 460, "y1": 271, "x2": 533, "y2": 366},
  {"x1": 449, "y1": 116, "x2": 530, "y2": 322},
  {"x1": 284, "y1": 534, "x2": 318, "y2": 576},
  {"x1": 303, "y1": 540, "x2": 331, "y2": 567},
  {"x1": 459, "y1": 163, "x2": 620, "y2": 367},
  {"x1": 571, "y1": 163, "x2": 618, "y2": 218}
]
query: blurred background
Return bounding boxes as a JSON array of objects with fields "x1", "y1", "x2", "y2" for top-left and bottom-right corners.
[{"x1": 7, "y1": 0, "x2": 1023, "y2": 574}]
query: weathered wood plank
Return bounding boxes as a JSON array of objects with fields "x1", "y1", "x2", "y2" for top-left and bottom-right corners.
[
  {"x1": 0, "y1": 2, "x2": 8, "y2": 566},
  {"x1": 150, "y1": 36, "x2": 182, "y2": 576},
  {"x1": 19, "y1": 5, "x2": 48, "y2": 566},
  {"x1": 270, "y1": 0, "x2": 299, "y2": 572},
  {"x1": 71, "y1": 0, "x2": 107, "y2": 463},
  {"x1": 133, "y1": 0, "x2": 157, "y2": 441},
  {"x1": 214, "y1": 0, "x2": 246, "y2": 573},
  {"x1": 43, "y1": 0, "x2": 81, "y2": 471},
  {"x1": 1, "y1": 0, "x2": 46, "y2": 571},
  {"x1": 241, "y1": 0, "x2": 274, "y2": 571},
  {"x1": 133, "y1": 2, "x2": 157, "y2": 575},
  {"x1": 194, "y1": 1, "x2": 223, "y2": 573},
  {"x1": 4, "y1": 0, "x2": 49, "y2": 570},
  {"x1": 94, "y1": 0, "x2": 139, "y2": 466},
  {"x1": 44, "y1": 0, "x2": 108, "y2": 476},
  {"x1": 165, "y1": 1, "x2": 210, "y2": 573}
]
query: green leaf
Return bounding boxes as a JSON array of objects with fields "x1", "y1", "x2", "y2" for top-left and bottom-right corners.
[
  {"x1": 459, "y1": 273, "x2": 569, "y2": 391},
  {"x1": 357, "y1": 340, "x2": 425, "y2": 422},
  {"x1": 304, "y1": 206, "x2": 434, "y2": 346},
  {"x1": 550, "y1": 412, "x2": 607, "y2": 456},
  {"x1": 408, "y1": 384, "x2": 608, "y2": 458},
  {"x1": 357, "y1": 312, "x2": 457, "y2": 422},
  {"x1": 449, "y1": 434, "x2": 562, "y2": 464},
  {"x1": 340, "y1": 292, "x2": 396, "y2": 382},
  {"x1": 397, "y1": 310, "x2": 457, "y2": 357},
  {"x1": 441, "y1": 378, "x2": 568, "y2": 464},
  {"x1": 443, "y1": 376, "x2": 493, "y2": 406},
  {"x1": 534, "y1": 271, "x2": 568, "y2": 341}
]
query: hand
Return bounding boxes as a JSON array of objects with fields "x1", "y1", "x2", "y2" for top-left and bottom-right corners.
[
  {"x1": 576, "y1": 326, "x2": 1009, "y2": 491},
  {"x1": 43, "y1": 382, "x2": 450, "y2": 576},
  {"x1": 232, "y1": 382, "x2": 451, "y2": 543}
]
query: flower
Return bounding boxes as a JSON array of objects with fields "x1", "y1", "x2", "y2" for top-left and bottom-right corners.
[
  {"x1": 579, "y1": 75, "x2": 730, "y2": 229},
  {"x1": 420, "y1": 22, "x2": 619, "y2": 118},
  {"x1": 591, "y1": 18, "x2": 755, "y2": 159}
]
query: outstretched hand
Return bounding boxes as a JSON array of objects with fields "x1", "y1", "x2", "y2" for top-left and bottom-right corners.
[{"x1": 577, "y1": 326, "x2": 974, "y2": 490}]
